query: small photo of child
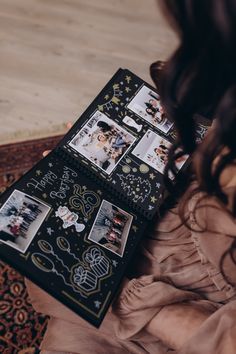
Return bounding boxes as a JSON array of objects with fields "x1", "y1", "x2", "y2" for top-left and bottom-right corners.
[{"x1": 127, "y1": 86, "x2": 173, "y2": 133}]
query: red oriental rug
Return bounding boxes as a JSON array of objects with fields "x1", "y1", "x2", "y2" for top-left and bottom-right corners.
[{"x1": 0, "y1": 135, "x2": 62, "y2": 354}]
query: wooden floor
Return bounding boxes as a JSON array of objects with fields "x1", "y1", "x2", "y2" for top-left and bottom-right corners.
[{"x1": 0, "y1": 0, "x2": 176, "y2": 144}]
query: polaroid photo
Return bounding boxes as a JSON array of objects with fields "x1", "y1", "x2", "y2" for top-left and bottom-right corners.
[
  {"x1": 127, "y1": 85, "x2": 173, "y2": 133},
  {"x1": 0, "y1": 189, "x2": 51, "y2": 253},
  {"x1": 88, "y1": 200, "x2": 133, "y2": 257},
  {"x1": 132, "y1": 130, "x2": 188, "y2": 176},
  {"x1": 69, "y1": 111, "x2": 136, "y2": 175}
]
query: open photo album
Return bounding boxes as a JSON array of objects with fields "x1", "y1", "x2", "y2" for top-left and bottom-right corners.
[{"x1": 0, "y1": 68, "x2": 210, "y2": 327}]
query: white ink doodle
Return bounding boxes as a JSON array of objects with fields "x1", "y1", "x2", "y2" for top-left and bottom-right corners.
[
  {"x1": 117, "y1": 174, "x2": 152, "y2": 203},
  {"x1": 31, "y1": 253, "x2": 87, "y2": 298},
  {"x1": 55, "y1": 206, "x2": 85, "y2": 232},
  {"x1": 69, "y1": 185, "x2": 100, "y2": 218},
  {"x1": 122, "y1": 116, "x2": 143, "y2": 132},
  {"x1": 50, "y1": 166, "x2": 78, "y2": 200},
  {"x1": 27, "y1": 171, "x2": 57, "y2": 192},
  {"x1": 84, "y1": 247, "x2": 110, "y2": 278}
]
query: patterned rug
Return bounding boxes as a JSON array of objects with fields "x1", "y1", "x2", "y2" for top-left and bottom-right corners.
[{"x1": 0, "y1": 135, "x2": 62, "y2": 354}]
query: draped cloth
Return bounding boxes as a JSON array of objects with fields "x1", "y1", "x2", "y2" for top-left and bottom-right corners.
[{"x1": 25, "y1": 173, "x2": 236, "y2": 354}]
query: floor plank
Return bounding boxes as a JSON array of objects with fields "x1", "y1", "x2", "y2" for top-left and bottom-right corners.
[{"x1": 0, "y1": 0, "x2": 176, "y2": 144}]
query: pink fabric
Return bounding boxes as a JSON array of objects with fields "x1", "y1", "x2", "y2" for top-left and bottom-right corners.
[{"x1": 25, "y1": 185, "x2": 236, "y2": 353}]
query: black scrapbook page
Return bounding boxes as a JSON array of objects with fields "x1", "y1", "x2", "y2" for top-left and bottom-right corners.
[
  {"x1": 0, "y1": 68, "x2": 210, "y2": 327},
  {"x1": 0, "y1": 152, "x2": 146, "y2": 327},
  {"x1": 58, "y1": 69, "x2": 210, "y2": 219}
]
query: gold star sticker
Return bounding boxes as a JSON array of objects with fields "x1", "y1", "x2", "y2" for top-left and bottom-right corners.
[
  {"x1": 111, "y1": 96, "x2": 120, "y2": 105},
  {"x1": 149, "y1": 173, "x2": 155, "y2": 180},
  {"x1": 36, "y1": 170, "x2": 42, "y2": 176},
  {"x1": 150, "y1": 196, "x2": 157, "y2": 203},
  {"x1": 125, "y1": 75, "x2": 132, "y2": 83},
  {"x1": 125, "y1": 87, "x2": 131, "y2": 93},
  {"x1": 113, "y1": 83, "x2": 120, "y2": 90},
  {"x1": 98, "y1": 105, "x2": 104, "y2": 111},
  {"x1": 132, "y1": 225, "x2": 138, "y2": 232},
  {"x1": 104, "y1": 94, "x2": 109, "y2": 100}
]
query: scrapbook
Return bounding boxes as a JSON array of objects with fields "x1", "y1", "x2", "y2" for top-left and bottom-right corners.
[{"x1": 0, "y1": 69, "x2": 210, "y2": 327}]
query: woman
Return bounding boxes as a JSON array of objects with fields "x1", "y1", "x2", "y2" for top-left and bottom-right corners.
[{"x1": 26, "y1": 1, "x2": 236, "y2": 353}]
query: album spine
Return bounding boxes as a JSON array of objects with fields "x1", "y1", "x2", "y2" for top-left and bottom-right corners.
[{"x1": 55, "y1": 147, "x2": 152, "y2": 220}]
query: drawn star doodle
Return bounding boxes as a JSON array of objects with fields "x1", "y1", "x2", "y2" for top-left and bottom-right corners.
[
  {"x1": 150, "y1": 196, "x2": 157, "y2": 203},
  {"x1": 94, "y1": 300, "x2": 102, "y2": 309},
  {"x1": 98, "y1": 83, "x2": 123, "y2": 112},
  {"x1": 47, "y1": 227, "x2": 54, "y2": 235},
  {"x1": 125, "y1": 75, "x2": 132, "y2": 84},
  {"x1": 112, "y1": 260, "x2": 118, "y2": 267}
]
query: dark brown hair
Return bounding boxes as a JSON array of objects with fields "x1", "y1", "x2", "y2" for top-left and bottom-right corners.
[
  {"x1": 151, "y1": 0, "x2": 236, "y2": 200},
  {"x1": 150, "y1": 0, "x2": 236, "y2": 281}
]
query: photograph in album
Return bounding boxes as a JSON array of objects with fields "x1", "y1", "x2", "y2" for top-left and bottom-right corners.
[
  {"x1": 88, "y1": 200, "x2": 133, "y2": 257},
  {"x1": 132, "y1": 130, "x2": 188, "y2": 176},
  {"x1": 127, "y1": 85, "x2": 173, "y2": 133},
  {"x1": 69, "y1": 110, "x2": 136, "y2": 174},
  {"x1": 0, "y1": 189, "x2": 51, "y2": 252}
]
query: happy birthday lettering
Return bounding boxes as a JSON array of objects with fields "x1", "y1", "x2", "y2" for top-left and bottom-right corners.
[
  {"x1": 27, "y1": 171, "x2": 58, "y2": 191},
  {"x1": 50, "y1": 166, "x2": 78, "y2": 200}
]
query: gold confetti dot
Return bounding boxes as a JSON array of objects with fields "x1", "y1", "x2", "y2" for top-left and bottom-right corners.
[
  {"x1": 122, "y1": 165, "x2": 131, "y2": 173},
  {"x1": 139, "y1": 164, "x2": 149, "y2": 173}
]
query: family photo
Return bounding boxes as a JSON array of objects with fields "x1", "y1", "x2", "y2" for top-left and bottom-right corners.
[
  {"x1": 0, "y1": 189, "x2": 51, "y2": 252},
  {"x1": 127, "y1": 85, "x2": 173, "y2": 133},
  {"x1": 132, "y1": 130, "x2": 187, "y2": 176},
  {"x1": 69, "y1": 111, "x2": 136, "y2": 174},
  {"x1": 88, "y1": 200, "x2": 133, "y2": 257}
]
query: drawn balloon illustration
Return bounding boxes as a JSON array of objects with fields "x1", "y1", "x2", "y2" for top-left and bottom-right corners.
[{"x1": 31, "y1": 253, "x2": 87, "y2": 297}]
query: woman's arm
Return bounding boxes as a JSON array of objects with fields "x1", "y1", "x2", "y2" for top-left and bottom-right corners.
[{"x1": 145, "y1": 302, "x2": 211, "y2": 350}]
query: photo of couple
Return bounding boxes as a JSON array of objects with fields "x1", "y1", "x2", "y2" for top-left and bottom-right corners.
[
  {"x1": 0, "y1": 189, "x2": 51, "y2": 252},
  {"x1": 69, "y1": 111, "x2": 136, "y2": 174},
  {"x1": 127, "y1": 86, "x2": 173, "y2": 133},
  {"x1": 132, "y1": 130, "x2": 187, "y2": 176},
  {"x1": 88, "y1": 200, "x2": 133, "y2": 257}
]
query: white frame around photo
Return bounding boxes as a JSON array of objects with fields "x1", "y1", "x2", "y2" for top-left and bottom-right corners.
[
  {"x1": 88, "y1": 199, "x2": 133, "y2": 257},
  {"x1": 69, "y1": 111, "x2": 136, "y2": 175},
  {"x1": 0, "y1": 189, "x2": 51, "y2": 253},
  {"x1": 132, "y1": 130, "x2": 187, "y2": 176},
  {"x1": 127, "y1": 85, "x2": 173, "y2": 133}
]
